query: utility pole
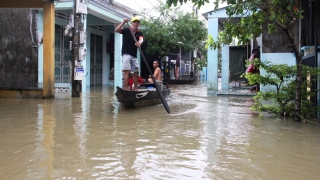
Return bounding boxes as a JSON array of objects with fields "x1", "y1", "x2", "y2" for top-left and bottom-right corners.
[
  {"x1": 71, "y1": 0, "x2": 87, "y2": 97},
  {"x1": 71, "y1": 0, "x2": 80, "y2": 97}
]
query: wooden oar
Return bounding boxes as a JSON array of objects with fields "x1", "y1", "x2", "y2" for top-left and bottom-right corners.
[{"x1": 126, "y1": 22, "x2": 170, "y2": 114}]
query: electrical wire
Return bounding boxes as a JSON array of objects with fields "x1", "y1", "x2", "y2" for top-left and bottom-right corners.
[
  {"x1": 146, "y1": 0, "x2": 156, "y2": 7},
  {"x1": 133, "y1": 0, "x2": 143, "y2": 10},
  {"x1": 135, "y1": 0, "x2": 159, "y2": 11},
  {"x1": 29, "y1": 10, "x2": 39, "y2": 47}
]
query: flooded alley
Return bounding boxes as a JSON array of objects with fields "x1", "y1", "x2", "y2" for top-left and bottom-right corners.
[{"x1": 1, "y1": 83, "x2": 320, "y2": 180}]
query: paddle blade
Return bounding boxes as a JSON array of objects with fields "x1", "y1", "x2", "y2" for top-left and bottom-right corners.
[{"x1": 154, "y1": 82, "x2": 170, "y2": 114}]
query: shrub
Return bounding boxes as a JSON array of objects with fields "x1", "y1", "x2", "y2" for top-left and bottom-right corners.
[{"x1": 243, "y1": 59, "x2": 320, "y2": 118}]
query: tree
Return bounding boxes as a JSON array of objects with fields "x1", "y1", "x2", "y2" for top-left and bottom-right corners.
[
  {"x1": 140, "y1": 1, "x2": 207, "y2": 61},
  {"x1": 167, "y1": 0, "x2": 304, "y2": 121},
  {"x1": 195, "y1": 46, "x2": 208, "y2": 71}
]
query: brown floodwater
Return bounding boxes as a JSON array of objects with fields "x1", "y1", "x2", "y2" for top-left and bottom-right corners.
[{"x1": 0, "y1": 83, "x2": 320, "y2": 180}]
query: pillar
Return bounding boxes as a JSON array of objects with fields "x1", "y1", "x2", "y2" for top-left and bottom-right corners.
[
  {"x1": 207, "y1": 17, "x2": 219, "y2": 95},
  {"x1": 221, "y1": 45, "x2": 230, "y2": 90},
  {"x1": 114, "y1": 32, "x2": 123, "y2": 91},
  {"x1": 43, "y1": 2, "x2": 55, "y2": 98}
]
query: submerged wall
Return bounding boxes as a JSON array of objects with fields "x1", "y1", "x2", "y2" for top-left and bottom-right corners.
[{"x1": 0, "y1": 9, "x2": 38, "y2": 88}]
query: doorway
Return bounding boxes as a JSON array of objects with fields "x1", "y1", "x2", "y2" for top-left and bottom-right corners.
[
  {"x1": 90, "y1": 34, "x2": 103, "y2": 86},
  {"x1": 54, "y1": 24, "x2": 72, "y2": 84}
]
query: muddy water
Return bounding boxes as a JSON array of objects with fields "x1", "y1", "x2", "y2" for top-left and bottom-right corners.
[{"x1": 0, "y1": 84, "x2": 320, "y2": 180}]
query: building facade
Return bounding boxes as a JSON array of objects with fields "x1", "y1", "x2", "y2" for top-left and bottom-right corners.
[
  {"x1": 0, "y1": 0, "x2": 138, "y2": 97},
  {"x1": 203, "y1": 0, "x2": 320, "y2": 96}
]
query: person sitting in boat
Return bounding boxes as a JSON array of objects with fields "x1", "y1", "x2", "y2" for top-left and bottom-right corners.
[
  {"x1": 148, "y1": 60, "x2": 162, "y2": 84},
  {"x1": 128, "y1": 72, "x2": 143, "y2": 90}
]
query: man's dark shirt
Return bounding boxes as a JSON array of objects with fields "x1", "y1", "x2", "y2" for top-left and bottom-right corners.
[{"x1": 120, "y1": 28, "x2": 143, "y2": 58}]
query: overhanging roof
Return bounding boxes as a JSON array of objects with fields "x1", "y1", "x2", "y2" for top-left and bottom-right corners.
[
  {"x1": 0, "y1": 0, "x2": 48, "y2": 8},
  {"x1": 55, "y1": 0, "x2": 138, "y2": 24}
]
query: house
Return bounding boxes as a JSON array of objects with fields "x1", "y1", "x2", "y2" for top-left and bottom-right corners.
[
  {"x1": 163, "y1": 47, "x2": 195, "y2": 80},
  {"x1": 0, "y1": 0, "x2": 139, "y2": 98},
  {"x1": 202, "y1": 0, "x2": 320, "y2": 98}
]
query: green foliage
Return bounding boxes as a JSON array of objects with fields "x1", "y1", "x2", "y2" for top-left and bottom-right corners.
[
  {"x1": 141, "y1": 1, "x2": 207, "y2": 58},
  {"x1": 166, "y1": 0, "x2": 210, "y2": 9},
  {"x1": 194, "y1": 45, "x2": 208, "y2": 70},
  {"x1": 243, "y1": 60, "x2": 320, "y2": 117},
  {"x1": 196, "y1": 58, "x2": 207, "y2": 70},
  {"x1": 168, "y1": 0, "x2": 302, "y2": 48}
]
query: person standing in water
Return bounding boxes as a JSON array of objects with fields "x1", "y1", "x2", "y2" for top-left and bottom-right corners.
[{"x1": 175, "y1": 53, "x2": 180, "y2": 79}]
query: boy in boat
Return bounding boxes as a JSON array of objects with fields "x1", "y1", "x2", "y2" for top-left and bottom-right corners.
[
  {"x1": 115, "y1": 16, "x2": 143, "y2": 91},
  {"x1": 148, "y1": 60, "x2": 163, "y2": 88}
]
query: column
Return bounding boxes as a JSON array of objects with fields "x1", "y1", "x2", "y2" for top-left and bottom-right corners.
[
  {"x1": 84, "y1": 33, "x2": 91, "y2": 90},
  {"x1": 38, "y1": 10, "x2": 44, "y2": 88},
  {"x1": 43, "y1": 3, "x2": 55, "y2": 98},
  {"x1": 221, "y1": 45, "x2": 229, "y2": 90},
  {"x1": 207, "y1": 17, "x2": 219, "y2": 95},
  {"x1": 114, "y1": 32, "x2": 123, "y2": 91},
  {"x1": 81, "y1": 13, "x2": 88, "y2": 91}
]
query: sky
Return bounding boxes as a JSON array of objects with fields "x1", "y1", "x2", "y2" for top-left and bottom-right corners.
[{"x1": 114, "y1": 0, "x2": 216, "y2": 15}]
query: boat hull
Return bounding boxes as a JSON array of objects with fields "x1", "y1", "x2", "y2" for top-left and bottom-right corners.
[{"x1": 115, "y1": 86, "x2": 170, "y2": 108}]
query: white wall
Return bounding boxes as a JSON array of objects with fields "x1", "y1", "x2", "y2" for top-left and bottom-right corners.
[{"x1": 260, "y1": 53, "x2": 296, "y2": 92}]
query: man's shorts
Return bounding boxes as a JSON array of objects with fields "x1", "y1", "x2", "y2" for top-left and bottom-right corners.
[
  {"x1": 122, "y1": 54, "x2": 139, "y2": 73},
  {"x1": 156, "y1": 80, "x2": 163, "y2": 89}
]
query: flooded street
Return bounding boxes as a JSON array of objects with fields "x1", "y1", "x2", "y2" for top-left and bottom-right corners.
[{"x1": 1, "y1": 83, "x2": 320, "y2": 180}]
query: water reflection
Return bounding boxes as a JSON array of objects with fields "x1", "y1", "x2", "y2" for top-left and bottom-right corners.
[{"x1": 0, "y1": 83, "x2": 320, "y2": 179}]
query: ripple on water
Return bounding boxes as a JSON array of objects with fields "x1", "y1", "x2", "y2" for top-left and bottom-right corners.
[{"x1": 1, "y1": 84, "x2": 320, "y2": 179}]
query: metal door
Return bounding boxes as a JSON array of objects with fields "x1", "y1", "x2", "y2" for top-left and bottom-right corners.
[
  {"x1": 55, "y1": 25, "x2": 72, "y2": 83},
  {"x1": 90, "y1": 34, "x2": 103, "y2": 86}
]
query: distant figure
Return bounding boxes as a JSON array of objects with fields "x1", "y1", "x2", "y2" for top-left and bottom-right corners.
[
  {"x1": 246, "y1": 54, "x2": 256, "y2": 74},
  {"x1": 109, "y1": 67, "x2": 114, "y2": 80},
  {"x1": 148, "y1": 60, "x2": 162, "y2": 83},
  {"x1": 190, "y1": 69, "x2": 194, "y2": 78},
  {"x1": 175, "y1": 53, "x2": 180, "y2": 79},
  {"x1": 247, "y1": 47, "x2": 261, "y2": 92},
  {"x1": 128, "y1": 73, "x2": 143, "y2": 90}
]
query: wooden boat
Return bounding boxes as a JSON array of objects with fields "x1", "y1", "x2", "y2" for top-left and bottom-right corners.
[{"x1": 115, "y1": 83, "x2": 170, "y2": 108}]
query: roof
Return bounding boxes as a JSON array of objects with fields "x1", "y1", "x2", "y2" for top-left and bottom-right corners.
[
  {"x1": 57, "y1": 0, "x2": 139, "y2": 22},
  {"x1": 201, "y1": 6, "x2": 229, "y2": 20}
]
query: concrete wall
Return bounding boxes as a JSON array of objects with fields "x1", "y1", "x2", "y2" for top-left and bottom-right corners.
[
  {"x1": 262, "y1": 23, "x2": 294, "y2": 53},
  {"x1": 0, "y1": 9, "x2": 38, "y2": 88}
]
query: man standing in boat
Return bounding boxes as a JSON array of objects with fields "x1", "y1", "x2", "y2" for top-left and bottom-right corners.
[
  {"x1": 148, "y1": 61, "x2": 163, "y2": 88},
  {"x1": 115, "y1": 17, "x2": 144, "y2": 91}
]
